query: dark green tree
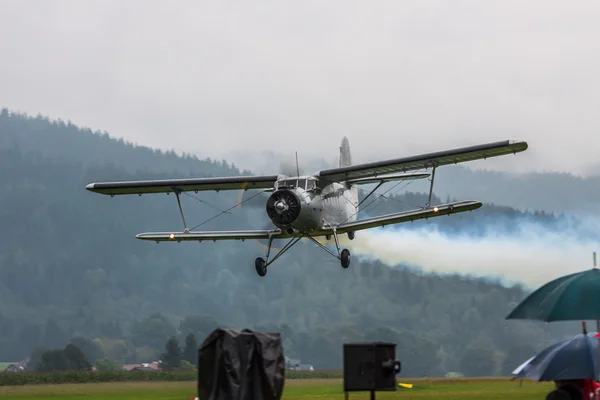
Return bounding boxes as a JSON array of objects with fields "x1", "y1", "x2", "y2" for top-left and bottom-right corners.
[
  {"x1": 183, "y1": 333, "x2": 197, "y2": 366},
  {"x1": 37, "y1": 344, "x2": 91, "y2": 371},
  {"x1": 69, "y1": 336, "x2": 104, "y2": 364},
  {"x1": 37, "y1": 349, "x2": 68, "y2": 372},
  {"x1": 161, "y1": 337, "x2": 182, "y2": 370},
  {"x1": 63, "y1": 343, "x2": 93, "y2": 371}
]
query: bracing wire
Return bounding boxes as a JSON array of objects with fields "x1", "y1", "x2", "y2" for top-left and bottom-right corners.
[
  {"x1": 339, "y1": 168, "x2": 426, "y2": 225},
  {"x1": 186, "y1": 189, "x2": 269, "y2": 231}
]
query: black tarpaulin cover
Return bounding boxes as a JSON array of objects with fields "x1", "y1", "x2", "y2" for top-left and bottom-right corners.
[{"x1": 197, "y1": 328, "x2": 285, "y2": 400}]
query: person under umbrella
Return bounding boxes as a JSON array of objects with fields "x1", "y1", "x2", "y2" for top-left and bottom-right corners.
[{"x1": 512, "y1": 328, "x2": 600, "y2": 399}]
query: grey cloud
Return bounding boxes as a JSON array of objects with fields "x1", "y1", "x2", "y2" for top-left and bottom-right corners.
[{"x1": 0, "y1": 0, "x2": 598, "y2": 175}]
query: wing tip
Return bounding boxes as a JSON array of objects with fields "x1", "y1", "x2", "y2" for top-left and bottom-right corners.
[
  {"x1": 508, "y1": 140, "x2": 529, "y2": 150},
  {"x1": 136, "y1": 232, "x2": 174, "y2": 240},
  {"x1": 85, "y1": 183, "x2": 113, "y2": 195}
]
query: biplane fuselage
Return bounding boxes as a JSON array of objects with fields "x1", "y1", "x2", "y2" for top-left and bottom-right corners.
[
  {"x1": 85, "y1": 136, "x2": 529, "y2": 277},
  {"x1": 265, "y1": 176, "x2": 359, "y2": 236}
]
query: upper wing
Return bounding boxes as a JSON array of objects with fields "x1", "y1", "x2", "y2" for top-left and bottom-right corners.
[
  {"x1": 317, "y1": 140, "x2": 528, "y2": 182},
  {"x1": 328, "y1": 200, "x2": 482, "y2": 234},
  {"x1": 85, "y1": 174, "x2": 280, "y2": 196},
  {"x1": 136, "y1": 229, "x2": 292, "y2": 242},
  {"x1": 346, "y1": 172, "x2": 430, "y2": 185}
]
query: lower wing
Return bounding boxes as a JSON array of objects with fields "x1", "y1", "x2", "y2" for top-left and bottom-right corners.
[
  {"x1": 331, "y1": 200, "x2": 481, "y2": 233},
  {"x1": 136, "y1": 229, "x2": 293, "y2": 242},
  {"x1": 135, "y1": 201, "x2": 481, "y2": 242}
]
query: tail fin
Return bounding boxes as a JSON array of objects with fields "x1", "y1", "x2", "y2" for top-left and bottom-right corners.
[{"x1": 339, "y1": 136, "x2": 352, "y2": 167}]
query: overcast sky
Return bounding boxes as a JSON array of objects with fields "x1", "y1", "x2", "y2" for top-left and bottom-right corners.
[{"x1": 1, "y1": 0, "x2": 598, "y2": 175}]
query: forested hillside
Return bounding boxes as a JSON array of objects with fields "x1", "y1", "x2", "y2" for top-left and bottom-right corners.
[{"x1": 0, "y1": 109, "x2": 589, "y2": 377}]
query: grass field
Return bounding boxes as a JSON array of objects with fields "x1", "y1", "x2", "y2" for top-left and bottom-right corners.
[{"x1": 0, "y1": 378, "x2": 554, "y2": 399}]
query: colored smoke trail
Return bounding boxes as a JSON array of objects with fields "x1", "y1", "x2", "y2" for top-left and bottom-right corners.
[{"x1": 335, "y1": 219, "x2": 600, "y2": 289}]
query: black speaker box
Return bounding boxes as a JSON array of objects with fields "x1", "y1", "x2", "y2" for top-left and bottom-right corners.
[{"x1": 343, "y1": 342, "x2": 401, "y2": 392}]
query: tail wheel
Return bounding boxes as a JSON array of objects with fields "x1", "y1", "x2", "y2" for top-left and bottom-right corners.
[{"x1": 340, "y1": 249, "x2": 351, "y2": 269}]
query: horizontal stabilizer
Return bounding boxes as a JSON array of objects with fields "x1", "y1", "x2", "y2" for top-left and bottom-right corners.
[{"x1": 346, "y1": 172, "x2": 430, "y2": 185}]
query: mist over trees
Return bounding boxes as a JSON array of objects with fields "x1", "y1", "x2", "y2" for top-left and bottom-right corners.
[{"x1": 0, "y1": 109, "x2": 591, "y2": 377}]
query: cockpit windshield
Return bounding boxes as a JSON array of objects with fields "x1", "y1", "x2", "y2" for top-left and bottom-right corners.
[{"x1": 275, "y1": 177, "x2": 318, "y2": 191}]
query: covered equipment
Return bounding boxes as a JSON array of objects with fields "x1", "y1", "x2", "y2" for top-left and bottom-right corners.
[{"x1": 197, "y1": 328, "x2": 286, "y2": 400}]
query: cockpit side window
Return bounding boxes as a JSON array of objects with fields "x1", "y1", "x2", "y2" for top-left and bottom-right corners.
[{"x1": 306, "y1": 179, "x2": 316, "y2": 190}]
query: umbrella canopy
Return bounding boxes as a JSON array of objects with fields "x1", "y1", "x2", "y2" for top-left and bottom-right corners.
[
  {"x1": 506, "y1": 268, "x2": 600, "y2": 322},
  {"x1": 512, "y1": 356, "x2": 535, "y2": 376},
  {"x1": 513, "y1": 333, "x2": 599, "y2": 381}
]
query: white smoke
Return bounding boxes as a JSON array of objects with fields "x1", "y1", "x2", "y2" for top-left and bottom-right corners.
[
  {"x1": 328, "y1": 218, "x2": 600, "y2": 289},
  {"x1": 239, "y1": 185, "x2": 600, "y2": 289}
]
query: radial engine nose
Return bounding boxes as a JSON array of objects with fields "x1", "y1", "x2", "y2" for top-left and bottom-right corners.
[
  {"x1": 275, "y1": 201, "x2": 287, "y2": 212},
  {"x1": 266, "y1": 189, "x2": 301, "y2": 225}
]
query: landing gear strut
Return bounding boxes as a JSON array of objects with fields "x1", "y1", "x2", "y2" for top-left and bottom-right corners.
[
  {"x1": 253, "y1": 235, "x2": 303, "y2": 277},
  {"x1": 253, "y1": 229, "x2": 352, "y2": 276},
  {"x1": 306, "y1": 227, "x2": 351, "y2": 270}
]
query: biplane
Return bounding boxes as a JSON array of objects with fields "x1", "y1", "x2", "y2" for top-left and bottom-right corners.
[{"x1": 85, "y1": 137, "x2": 528, "y2": 277}]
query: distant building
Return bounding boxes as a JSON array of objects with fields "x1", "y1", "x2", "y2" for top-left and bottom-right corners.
[
  {"x1": 285, "y1": 357, "x2": 301, "y2": 369},
  {"x1": 3, "y1": 358, "x2": 29, "y2": 372},
  {"x1": 294, "y1": 364, "x2": 314, "y2": 371},
  {"x1": 122, "y1": 361, "x2": 161, "y2": 371},
  {"x1": 284, "y1": 357, "x2": 313, "y2": 371}
]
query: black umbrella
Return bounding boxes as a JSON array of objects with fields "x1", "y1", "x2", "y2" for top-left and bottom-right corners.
[{"x1": 513, "y1": 332, "x2": 600, "y2": 381}]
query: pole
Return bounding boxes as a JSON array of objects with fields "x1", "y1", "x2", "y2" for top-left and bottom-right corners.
[
  {"x1": 593, "y1": 252, "x2": 598, "y2": 332},
  {"x1": 594, "y1": 252, "x2": 599, "y2": 399}
]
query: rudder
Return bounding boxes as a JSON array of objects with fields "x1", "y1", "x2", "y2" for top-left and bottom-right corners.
[{"x1": 339, "y1": 137, "x2": 352, "y2": 167}]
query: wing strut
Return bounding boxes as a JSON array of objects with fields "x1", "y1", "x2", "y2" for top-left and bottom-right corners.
[
  {"x1": 425, "y1": 165, "x2": 437, "y2": 209},
  {"x1": 174, "y1": 189, "x2": 190, "y2": 233},
  {"x1": 357, "y1": 181, "x2": 385, "y2": 208}
]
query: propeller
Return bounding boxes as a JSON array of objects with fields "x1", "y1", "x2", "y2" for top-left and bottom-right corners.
[
  {"x1": 266, "y1": 190, "x2": 301, "y2": 225},
  {"x1": 235, "y1": 155, "x2": 303, "y2": 251}
]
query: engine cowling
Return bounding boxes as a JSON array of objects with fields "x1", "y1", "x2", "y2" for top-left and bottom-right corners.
[{"x1": 266, "y1": 189, "x2": 302, "y2": 226}]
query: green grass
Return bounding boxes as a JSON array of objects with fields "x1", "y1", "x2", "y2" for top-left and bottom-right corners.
[{"x1": 0, "y1": 377, "x2": 554, "y2": 399}]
